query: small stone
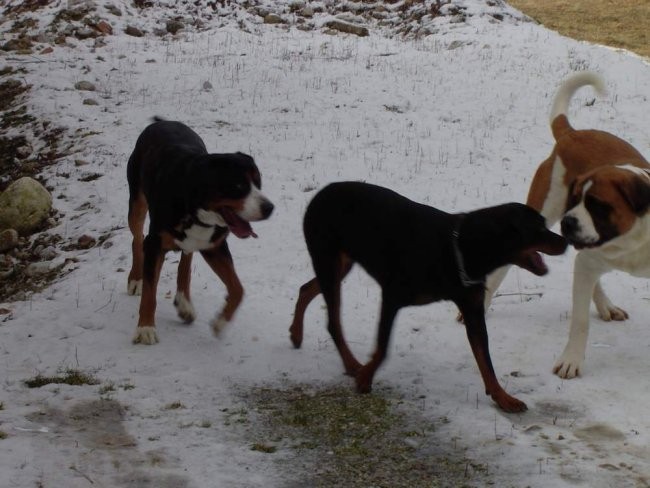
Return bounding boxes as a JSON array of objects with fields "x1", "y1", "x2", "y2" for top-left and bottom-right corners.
[
  {"x1": 75, "y1": 27, "x2": 97, "y2": 40},
  {"x1": 300, "y1": 6, "x2": 314, "y2": 18},
  {"x1": 83, "y1": 98, "x2": 99, "y2": 106},
  {"x1": 325, "y1": 20, "x2": 369, "y2": 37},
  {"x1": 264, "y1": 13, "x2": 283, "y2": 24},
  {"x1": 0, "y1": 229, "x2": 19, "y2": 252},
  {"x1": 40, "y1": 246, "x2": 58, "y2": 260},
  {"x1": 202, "y1": 81, "x2": 213, "y2": 91},
  {"x1": 75, "y1": 80, "x2": 96, "y2": 91},
  {"x1": 166, "y1": 19, "x2": 184, "y2": 34},
  {"x1": 74, "y1": 159, "x2": 89, "y2": 166},
  {"x1": 105, "y1": 4, "x2": 122, "y2": 16},
  {"x1": 0, "y1": 255, "x2": 15, "y2": 278},
  {"x1": 96, "y1": 20, "x2": 113, "y2": 35},
  {"x1": 77, "y1": 234, "x2": 96, "y2": 249},
  {"x1": 25, "y1": 261, "x2": 52, "y2": 277},
  {"x1": 40, "y1": 46, "x2": 54, "y2": 54},
  {"x1": 125, "y1": 25, "x2": 144, "y2": 37},
  {"x1": 15, "y1": 144, "x2": 32, "y2": 159}
]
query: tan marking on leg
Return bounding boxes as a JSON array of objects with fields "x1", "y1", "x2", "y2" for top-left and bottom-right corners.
[
  {"x1": 289, "y1": 277, "x2": 321, "y2": 348},
  {"x1": 174, "y1": 253, "x2": 196, "y2": 323},
  {"x1": 201, "y1": 244, "x2": 244, "y2": 335},
  {"x1": 127, "y1": 192, "x2": 147, "y2": 296},
  {"x1": 133, "y1": 250, "x2": 165, "y2": 345}
]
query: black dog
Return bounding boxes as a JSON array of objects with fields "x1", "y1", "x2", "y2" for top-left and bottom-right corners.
[
  {"x1": 127, "y1": 118, "x2": 274, "y2": 345},
  {"x1": 289, "y1": 182, "x2": 567, "y2": 412}
]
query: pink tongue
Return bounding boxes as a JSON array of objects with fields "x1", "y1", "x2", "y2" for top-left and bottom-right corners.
[
  {"x1": 531, "y1": 252, "x2": 547, "y2": 273},
  {"x1": 219, "y1": 208, "x2": 257, "y2": 239}
]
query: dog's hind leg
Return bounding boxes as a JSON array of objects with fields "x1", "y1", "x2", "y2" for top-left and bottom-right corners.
[
  {"x1": 289, "y1": 277, "x2": 321, "y2": 348},
  {"x1": 127, "y1": 191, "x2": 148, "y2": 296},
  {"x1": 593, "y1": 280, "x2": 628, "y2": 321},
  {"x1": 200, "y1": 242, "x2": 244, "y2": 336},
  {"x1": 174, "y1": 252, "x2": 196, "y2": 323},
  {"x1": 356, "y1": 297, "x2": 399, "y2": 394},
  {"x1": 314, "y1": 253, "x2": 360, "y2": 376}
]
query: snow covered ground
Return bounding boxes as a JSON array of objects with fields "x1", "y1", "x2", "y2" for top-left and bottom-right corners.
[{"x1": 1, "y1": 1, "x2": 649, "y2": 486}]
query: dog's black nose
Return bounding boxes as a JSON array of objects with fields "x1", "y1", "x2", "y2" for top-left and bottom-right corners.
[
  {"x1": 261, "y1": 200, "x2": 274, "y2": 219},
  {"x1": 560, "y1": 215, "x2": 578, "y2": 237}
]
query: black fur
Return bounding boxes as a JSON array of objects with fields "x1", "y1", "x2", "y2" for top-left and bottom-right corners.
[{"x1": 291, "y1": 181, "x2": 568, "y2": 412}]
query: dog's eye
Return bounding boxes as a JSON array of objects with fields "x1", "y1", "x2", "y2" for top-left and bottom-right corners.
[{"x1": 584, "y1": 195, "x2": 612, "y2": 221}]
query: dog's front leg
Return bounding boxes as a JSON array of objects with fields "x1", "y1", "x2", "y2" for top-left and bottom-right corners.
[
  {"x1": 356, "y1": 299, "x2": 399, "y2": 394},
  {"x1": 200, "y1": 242, "x2": 243, "y2": 335},
  {"x1": 459, "y1": 297, "x2": 527, "y2": 413},
  {"x1": 553, "y1": 251, "x2": 605, "y2": 379},
  {"x1": 174, "y1": 252, "x2": 196, "y2": 323},
  {"x1": 133, "y1": 234, "x2": 166, "y2": 345}
]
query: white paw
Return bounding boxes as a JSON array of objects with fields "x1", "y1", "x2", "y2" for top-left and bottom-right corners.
[
  {"x1": 133, "y1": 326, "x2": 159, "y2": 345},
  {"x1": 596, "y1": 304, "x2": 628, "y2": 322},
  {"x1": 173, "y1": 292, "x2": 196, "y2": 323},
  {"x1": 552, "y1": 349, "x2": 584, "y2": 379},
  {"x1": 210, "y1": 315, "x2": 229, "y2": 336},
  {"x1": 127, "y1": 279, "x2": 143, "y2": 296}
]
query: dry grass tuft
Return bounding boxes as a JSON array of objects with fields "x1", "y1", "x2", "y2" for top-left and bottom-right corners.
[{"x1": 508, "y1": 0, "x2": 650, "y2": 58}]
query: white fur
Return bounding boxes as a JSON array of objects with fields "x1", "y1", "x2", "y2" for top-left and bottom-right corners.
[
  {"x1": 238, "y1": 185, "x2": 269, "y2": 221},
  {"x1": 540, "y1": 156, "x2": 568, "y2": 223},
  {"x1": 197, "y1": 208, "x2": 227, "y2": 226},
  {"x1": 133, "y1": 326, "x2": 159, "y2": 345},
  {"x1": 174, "y1": 209, "x2": 225, "y2": 254},
  {"x1": 174, "y1": 292, "x2": 196, "y2": 323},
  {"x1": 127, "y1": 279, "x2": 142, "y2": 296},
  {"x1": 618, "y1": 164, "x2": 650, "y2": 180},
  {"x1": 210, "y1": 315, "x2": 229, "y2": 335},
  {"x1": 554, "y1": 214, "x2": 650, "y2": 378},
  {"x1": 563, "y1": 181, "x2": 599, "y2": 245},
  {"x1": 550, "y1": 71, "x2": 606, "y2": 122}
]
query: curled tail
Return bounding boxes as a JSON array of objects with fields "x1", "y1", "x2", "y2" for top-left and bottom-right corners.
[{"x1": 550, "y1": 71, "x2": 606, "y2": 140}]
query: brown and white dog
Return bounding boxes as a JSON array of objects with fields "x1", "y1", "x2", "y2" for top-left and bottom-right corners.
[{"x1": 484, "y1": 72, "x2": 650, "y2": 378}]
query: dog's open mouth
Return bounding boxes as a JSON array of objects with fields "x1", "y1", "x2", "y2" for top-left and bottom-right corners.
[
  {"x1": 517, "y1": 250, "x2": 548, "y2": 276},
  {"x1": 219, "y1": 207, "x2": 258, "y2": 239}
]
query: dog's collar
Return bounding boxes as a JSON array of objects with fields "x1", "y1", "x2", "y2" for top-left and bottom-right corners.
[{"x1": 451, "y1": 215, "x2": 485, "y2": 288}]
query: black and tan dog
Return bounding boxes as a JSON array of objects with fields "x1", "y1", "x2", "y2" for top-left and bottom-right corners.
[
  {"x1": 127, "y1": 118, "x2": 273, "y2": 345},
  {"x1": 289, "y1": 182, "x2": 567, "y2": 412}
]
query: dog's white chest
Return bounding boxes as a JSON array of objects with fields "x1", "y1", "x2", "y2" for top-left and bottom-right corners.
[
  {"x1": 595, "y1": 215, "x2": 650, "y2": 277},
  {"x1": 174, "y1": 209, "x2": 227, "y2": 253}
]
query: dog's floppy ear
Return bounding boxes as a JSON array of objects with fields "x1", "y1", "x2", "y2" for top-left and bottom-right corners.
[{"x1": 616, "y1": 176, "x2": 650, "y2": 215}]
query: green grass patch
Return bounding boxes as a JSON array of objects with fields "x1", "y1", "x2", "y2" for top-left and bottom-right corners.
[
  {"x1": 238, "y1": 383, "x2": 486, "y2": 488},
  {"x1": 24, "y1": 368, "x2": 99, "y2": 388}
]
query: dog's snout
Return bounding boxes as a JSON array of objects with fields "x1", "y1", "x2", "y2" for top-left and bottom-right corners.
[
  {"x1": 261, "y1": 199, "x2": 274, "y2": 219},
  {"x1": 560, "y1": 215, "x2": 578, "y2": 237}
]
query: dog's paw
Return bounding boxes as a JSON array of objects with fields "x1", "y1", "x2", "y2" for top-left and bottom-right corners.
[
  {"x1": 127, "y1": 279, "x2": 142, "y2": 296},
  {"x1": 492, "y1": 391, "x2": 527, "y2": 413},
  {"x1": 596, "y1": 304, "x2": 628, "y2": 322},
  {"x1": 552, "y1": 350, "x2": 584, "y2": 379},
  {"x1": 133, "y1": 326, "x2": 159, "y2": 345},
  {"x1": 210, "y1": 315, "x2": 229, "y2": 336},
  {"x1": 173, "y1": 292, "x2": 196, "y2": 324}
]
